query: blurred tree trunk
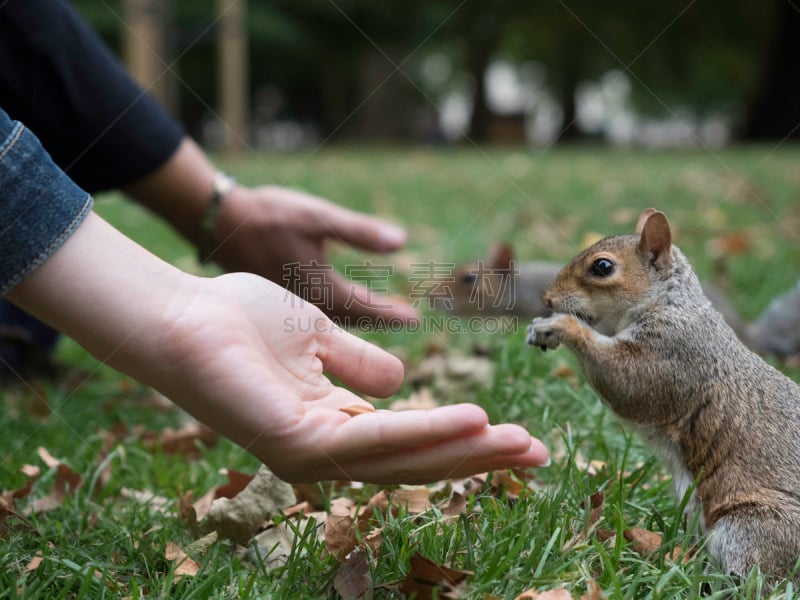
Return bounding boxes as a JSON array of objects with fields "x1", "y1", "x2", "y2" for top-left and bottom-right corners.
[
  {"x1": 467, "y1": 43, "x2": 492, "y2": 142},
  {"x1": 217, "y1": 0, "x2": 249, "y2": 154},
  {"x1": 741, "y1": 0, "x2": 800, "y2": 140},
  {"x1": 556, "y1": 64, "x2": 581, "y2": 141},
  {"x1": 123, "y1": 0, "x2": 175, "y2": 113}
]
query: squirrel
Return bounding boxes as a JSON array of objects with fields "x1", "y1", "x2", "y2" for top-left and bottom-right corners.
[
  {"x1": 525, "y1": 208, "x2": 800, "y2": 585},
  {"x1": 449, "y1": 241, "x2": 800, "y2": 359}
]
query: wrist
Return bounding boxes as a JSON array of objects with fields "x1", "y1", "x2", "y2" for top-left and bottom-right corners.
[{"x1": 197, "y1": 171, "x2": 238, "y2": 264}]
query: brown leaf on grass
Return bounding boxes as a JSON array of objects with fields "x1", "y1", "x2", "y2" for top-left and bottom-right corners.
[
  {"x1": 515, "y1": 587, "x2": 572, "y2": 600},
  {"x1": 623, "y1": 527, "x2": 690, "y2": 564},
  {"x1": 282, "y1": 500, "x2": 314, "y2": 519},
  {"x1": 250, "y1": 521, "x2": 300, "y2": 570},
  {"x1": 391, "y1": 487, "x2": 432, "y2": 514},
  {"x1": 548, "y1": 364, "x2": 580, "y2": 389},
  {"x1": 165, "y1": 541, "x2": 200, "y2": 578},
  {"x1": 491, "y1": 471, "x2": 524, "y2": 498},
  {"x1": 333, "y1": 550, "x2": 372, "y2": 600},
  {"x1": 573, "y1": 451, "x2": 607, "y2": 477},
  {"x1": 596, "y1": 528, "x2": 616, "y2": 544},
  {"x1": 325, "y1": 491, "x2": 391, "y2": 559},
  {"x1": 203, "y1": 465, "x2": 296, "y2": 545},
  {"x1": 406, "y1": 353, "x2": 494, "y2": 396},
  {"x1": 119, "y1": 488, "x2": 173, "y2": 515},
  {"x1": 399, "y1": 553, "x2": 471, "y2": 600},
  {"x1": 27, "y1": 448, "x2": 82, "y2": 514},
  {"x1": 388, "y1": 387, "x2": 439, "y2": 412},
  {"x1": 325, "y1": 497, "x2": 358, "y2": 559},
  {"x1": 706, "y1": 231, "x2": 751, "y2": 259},
  {"x1": 582, "y1": 492, "x2": 605, "y2": 530},
  {"x1": 442, "y1": 492, "x2": 467, "y2": 516},
  {"x1": 623, "y1": 527, "x2": 662, "y2": 556},
  {"x1": 183, "y1": 469, "x2": 260, "y2": 525},
  {"x1": 1, "y1": 464, "x2": 41, "y2": 511},
  {"x1": 339, "y1": 404, "x2": 376, "y2": 417},
  {"x1": 143, "y1": 423, "x2": 219, "y2": 457},
  {"x1": 581, "y1": 580, "x2": 603, "y2": 600},
  {"x1": 25, "y1": 554, "x2": 44, "y2": 573}
]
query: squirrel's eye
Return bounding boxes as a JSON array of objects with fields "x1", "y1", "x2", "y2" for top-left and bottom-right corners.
[
  {"x1": 462, "y1": 273, "x2": 477, "y2": 284},
  {"x1": 591, "y1": 258, "x2": 615, "y2": 277}
]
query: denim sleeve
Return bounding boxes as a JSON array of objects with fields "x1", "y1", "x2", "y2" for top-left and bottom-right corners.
[{"x1": 0, "y1": 107, "x2": 93, "y2": 295}]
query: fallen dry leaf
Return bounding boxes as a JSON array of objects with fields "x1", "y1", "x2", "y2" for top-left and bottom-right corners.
[
  {"x1": 184, "y1": 531, "x2": 218, "y2": 556},
  {"x1": 143, "y1": 422, "x2": 219, "y2": 457},
  {"x1": 24, "y1": 554, "x2": 44, "y2": 573},
  {"x1": 583, "y1": 491, "x2": 605, "y2": 531},
  {"x1": 391, "y1": 487, "x2": 432, "y2": 514},
  {"x1": 282, "y1": 500, "x2": 314, "y2": 519},
  {"x1": 406, "y1": 352, "x2": 494, "y2": 396},
  {"x1": 165, "y1": 541, "x2": 200, "y2": 579},
  {"x1": 581, "y1": 580, "x2": 603, "y2": 600},
  {"x1": 26, "y1": 449, "x2": 82, "y2": 514},
  {"x1": 515, "y1": 587, "x2": 572, "y2": 600},
  {"x1": 399, "y1": 553, "x2": 472, "y2": 600},
  {"x1": 325, "y1": 497, "x2": 359, "y2": 559},
  {"x1": 119, "y1": 488, "x2": 173, "y2": 515},
  {"x1": 333, "y1": 550, "x2": 372, "y2": 600},
  {"x1": 203, "y1": 465, "x2": 295, "y2": 545},
  {"x1": 0, "y1": 464, "x2": 41, "y2": 519},
  {"x1": 548, "y1": 364, "x2": 580, "y2": 388},
  {"x1": 250, "y1": 521, "x2": 297, "y2": 570},
  {"x1": 596, "y1": 528, "x2": 616, "y2": 544},
  {"x1": 706, "y1": 231, "x2": 751, "y2": 259},
  {"x1": 623, "y1": 527, "x2": 662, "y2": 556},
  {"x1": 491, "y1": 471, "x2": 524, "y2": 498},
  {"x1": 442, "y1": 492, "x2": 468, "y2": 516},
  {"x1": 389, "y1": 387, "x2": 439, "y2": 412},
  {"x1": 325, "y1": 491, "x2": 392, "y2": 559},
  {"x1": 623, "y1": 527, "x2": 690, "y2": 564}
]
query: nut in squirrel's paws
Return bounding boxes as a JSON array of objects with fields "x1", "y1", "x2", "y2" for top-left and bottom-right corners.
[{"x1": 526, "y1": 317, "x2": 562, "y2": 351}]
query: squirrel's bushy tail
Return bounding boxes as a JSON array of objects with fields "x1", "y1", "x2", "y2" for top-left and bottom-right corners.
[{"x1": 749, "y1": 279, "x2": 800, "y2": 358}]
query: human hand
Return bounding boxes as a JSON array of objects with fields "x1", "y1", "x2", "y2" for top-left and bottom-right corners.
[
  {"x1": 210, "y1": 184, "x2": 419, "y2": 326},
  {"x1": 153, "y1": 272, "x2": 549, "y2": 483},
  {"x1": 122, "y1": 139, "x2": 418, "y2": 327},
  {"x1": 9, "y1": 213, "x2": 548, "y2": 484}
]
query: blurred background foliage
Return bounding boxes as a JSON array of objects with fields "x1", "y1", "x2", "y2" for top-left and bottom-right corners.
[{"x1": 71, "y1": 0, "x2": 796, "y2": 147}]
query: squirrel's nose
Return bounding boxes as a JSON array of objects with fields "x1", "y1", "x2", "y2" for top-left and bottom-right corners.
[{"x1": 543, "y1": 294, "x2": 553, "y2": 310}]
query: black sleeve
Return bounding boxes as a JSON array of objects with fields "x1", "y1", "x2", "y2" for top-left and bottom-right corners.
[{"x1": 0, "y1": 0, "x2": 184, "y2": 194}]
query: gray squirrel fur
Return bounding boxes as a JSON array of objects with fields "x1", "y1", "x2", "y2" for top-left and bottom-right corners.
[{"x1": 526, "y1": 208, "x2": 800, "y2": 585}]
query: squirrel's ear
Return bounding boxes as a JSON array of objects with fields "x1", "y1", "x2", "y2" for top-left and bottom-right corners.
[
  {"x1": 637, "y1": 210, "x2": 672, "y2": 270},
  {"x1": 635, "y1": 208, "x2": 659, "y2": 235},
  {"x1": 490, "y1": 242, "x2": 514, "y2": 271}
]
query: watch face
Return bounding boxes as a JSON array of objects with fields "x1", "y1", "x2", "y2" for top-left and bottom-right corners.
[{"x1": 214, "y1": 172, "x2": 237, "y2": 196}]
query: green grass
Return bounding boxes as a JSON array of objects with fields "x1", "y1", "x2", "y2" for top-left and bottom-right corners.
[{"x1": 3, "y1": 144, "x2": 800, "y2": 598}]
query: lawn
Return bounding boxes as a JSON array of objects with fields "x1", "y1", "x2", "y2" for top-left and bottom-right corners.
[{"x1": 2, "y1": 143, "x2": 800, "y2": 598}]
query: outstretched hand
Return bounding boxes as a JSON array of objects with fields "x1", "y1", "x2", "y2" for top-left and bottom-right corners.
[
  {"x1": 9, "y1": 213, "x2": 548, "y2": 485},
  {"x1": 154, "y1": 272, "x2": 549, "y2": 483},
  {"x1": 211, "y1": 184, "x2": 420, "y2": 326}
]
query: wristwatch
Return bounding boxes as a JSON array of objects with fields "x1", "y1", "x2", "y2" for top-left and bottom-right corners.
[{"x1": 198, "y1": 171, "x2": 237, "y2": 263}]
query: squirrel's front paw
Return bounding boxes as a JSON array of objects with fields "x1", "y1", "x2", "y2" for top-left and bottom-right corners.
[{"x1": 526, "y1": 317, "x2": 562, "y2": 351}]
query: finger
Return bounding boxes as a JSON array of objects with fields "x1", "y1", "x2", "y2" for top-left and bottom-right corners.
[
  {"x1": 316, "y1": 326, "x2": 404, "y2": 398},
  {"x1": 311, "y1": 201, "x2": 407, "y2": 253},
  {"x1": 326, "y1": 272, "x2": 420, "y2": 325},
  {"x1": 318, "y1": 403, "x2": 493, "y2": 460},
  {"x1": 306, "y1": 427, "x2": 550, "y2": 484}
]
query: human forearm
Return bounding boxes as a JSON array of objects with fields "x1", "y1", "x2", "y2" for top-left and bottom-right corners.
[
  {"x1": 5, "y1": 211, "x2": 189, "y2": 384},
  {"x1": 121, "y1": 137, "x2": 221, "y2": 249},
  {"x1": 6, "y1": 212, "x2": 549, "y2": 482}
]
